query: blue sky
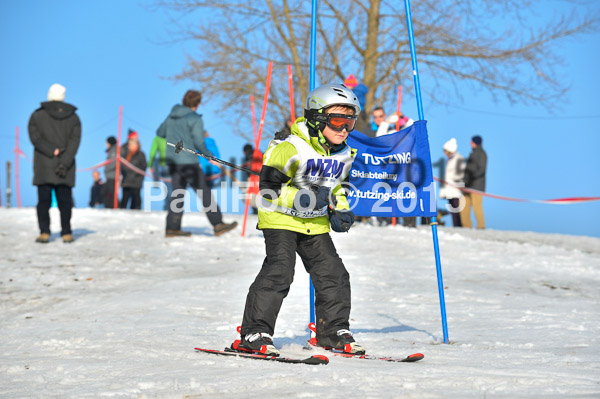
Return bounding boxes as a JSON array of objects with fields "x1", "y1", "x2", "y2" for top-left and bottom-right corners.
[{"x1": 1, "y1": 1, "x2": 599, "y2": 237}]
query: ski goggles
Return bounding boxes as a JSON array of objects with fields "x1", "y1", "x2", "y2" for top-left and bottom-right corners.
[{"x1": 322, "y1": 113, "x2": 358, "y2": 132}]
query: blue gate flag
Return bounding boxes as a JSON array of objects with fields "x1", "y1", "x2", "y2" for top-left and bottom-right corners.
[{"x1": 346, "y1": 120, "x2": 436, "y2": 217}]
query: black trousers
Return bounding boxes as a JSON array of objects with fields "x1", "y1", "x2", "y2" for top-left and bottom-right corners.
[
  {"x1": 448, "y1": 198, "x2": 462, "y2": 227},
  {"x1": 241, "y1": 229, "x2": 351, "y2": 339},
  {"x1": 102, "y1": 179, "x2": 116, "y2": 208},
  {"x1": 166, "y1": 164, "x2": 223, "y2": 230},
  {"x1": 37, "y1": 184, "x2": 73, "y2": 235},
  {"x1": 120, "y1": 187, "x2": 141, "y2": 209}
]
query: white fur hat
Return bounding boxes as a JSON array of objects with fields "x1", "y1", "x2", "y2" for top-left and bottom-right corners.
[
  {"x1": 443, "y1": 138, "x2": 457, "y2": 153},
  {"x1": 47, "y1": 83, "x2": 66, "y2": 102}
]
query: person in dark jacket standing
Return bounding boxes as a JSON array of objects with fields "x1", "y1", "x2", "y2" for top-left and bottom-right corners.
[
  {"x1": 103, "y1": 136, "x2": 118, "y2": 208},
  {"x1": 461, "y1": 135, "x2": 487, "y2": 229},
  {"x1": 28, "y1": 83, "x2": 81, "y2": 243},
  {"x1": 89, "y1": 170, "x2": 104, "y2": 208},
  {"x1": 120, "y1": 137, "x2": 147, "y2": 209},
  {"x1": 157, "y1": 89, "x2": 237, "y2": 237}
]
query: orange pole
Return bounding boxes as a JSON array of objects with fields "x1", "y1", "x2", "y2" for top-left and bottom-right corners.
[
  {"x1": 392, "y1": 86, "x2": 403, "y2": 226},
  {"x1": 287, "y1": 64, "x2": 296, "y2": 121},
  {"x1": 15, "y1": 126, "x2": 21, "y2": 208},
  {"x1": 242, "y1": 95, "x2": 257, "y2": 237},
  {"x1": 242, "y1": 62, "x2": 273, "y2": 237},
  {"x1": 395, "y1": 85, "x2": 403, "y2": 131},
  {"x1": 113, "y1": 106, "x2": 123, "y2": 209},
  {"x1": 251, "y1": 95, "x2": 257, "y2": 141},
  {"x1": 254, "y1": 62, "x2": 273, "y2": 149}
]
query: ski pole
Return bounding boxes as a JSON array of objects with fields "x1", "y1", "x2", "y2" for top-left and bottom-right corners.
[{"x1": 167, "y1": 140, "x2": 260, "y2": 176}]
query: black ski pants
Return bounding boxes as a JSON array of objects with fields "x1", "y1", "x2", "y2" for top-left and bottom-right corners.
[
  {"x1": 120, "y1": 187, "x2": 141, "y2": 209},
  {"x1": 241, "y1": 229, "x2": 351, "y2": 339},
  {"x1": 36, "y1": 184, "x2": 73, "y2": 236},
  {"x1": 102, "y1": 179, "x2": 116, "y2": 208},
  {"x1": 448, "y1": 198, "x2": 462, "y2": 227},
  {"x1": 166, "y1": 164, "x2": 223, "y2": 231}
]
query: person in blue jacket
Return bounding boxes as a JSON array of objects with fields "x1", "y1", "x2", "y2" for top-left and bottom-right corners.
[{"x1": 198, "y1": 131, "x2": 221, "y2": 188}]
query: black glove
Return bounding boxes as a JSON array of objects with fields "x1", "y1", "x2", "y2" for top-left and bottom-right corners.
[
  {"x1": 328, "y1": 208, "x2": 355, "y2": 232},
  {"x1": 55, "y1": 163, "x2": 68, "y2": 178},
  {"x1": 295, "y1": 186, "x2": 330, "y2": 211}
]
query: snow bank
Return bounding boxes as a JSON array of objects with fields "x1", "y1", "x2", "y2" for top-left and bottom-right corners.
[{"x1": 1, "y1": 208, "x2": 598, "y2": 398}]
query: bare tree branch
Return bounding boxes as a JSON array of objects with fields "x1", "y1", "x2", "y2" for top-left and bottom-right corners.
[{"x1": 154, "y1": 0, "x2": 599, "y2": 141}]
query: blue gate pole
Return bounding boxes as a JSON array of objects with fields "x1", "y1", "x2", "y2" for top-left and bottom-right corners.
[
  {"x1": 403, "y1": 0, "x2": 449, "y2": 343},
  {"x1": 308, "y1": 0, "x2": 318, "y2": 325}
]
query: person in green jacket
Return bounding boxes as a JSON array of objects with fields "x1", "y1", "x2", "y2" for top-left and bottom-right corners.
[
  {"x1": 233, "y1": 84, "x2": 364, "y2": 357},
  {"x1": 148, "y1": 135, "x2": 171, "y2": 210}
]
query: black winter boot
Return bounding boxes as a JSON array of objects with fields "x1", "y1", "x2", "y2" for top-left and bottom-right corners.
[
  {"x1": 317, "y1": 329, "x2": 365, "y2": 355},
  {"x1": 236, "y1": 332, "x2": 280, "y2": 356}
]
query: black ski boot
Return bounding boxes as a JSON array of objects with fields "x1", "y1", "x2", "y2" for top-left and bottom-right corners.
[
  {"x1": 317, "y1": 329, "x2": 365, "y2": 355},
  {"x1": 234, "y1": 332, "x2": 280, "y2": 356}
]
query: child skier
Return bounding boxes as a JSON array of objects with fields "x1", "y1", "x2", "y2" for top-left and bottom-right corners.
[{"x1": 234, "y1": 83, "x2": 364, "y2": 356}]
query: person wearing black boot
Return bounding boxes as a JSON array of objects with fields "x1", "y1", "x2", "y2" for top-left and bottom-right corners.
[
  {"x1": 119, "y1": 137, "x2": 147, "y2": 210},
  {"x1": 157, "y1": 89, "x2": 237, "y2": 237},
  {"x1": 234, "y1": 84, "x2": 365, "y2": 357},
  {"x1": 28, "y1": 83, "x2": 81, "y2": 243}
]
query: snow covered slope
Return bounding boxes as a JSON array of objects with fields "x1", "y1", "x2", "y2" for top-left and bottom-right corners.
[{"x1": 1, "y1": 208, "x2": 599, "y2": 398}]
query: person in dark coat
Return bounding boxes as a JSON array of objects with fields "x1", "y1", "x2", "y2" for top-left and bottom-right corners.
[
  {"x1": 157, "y1": 89, "x2": 237, "y2": 237},
  {"x1": 102, "y1": 136, "x2": 118, "y2": 208},
  {"x1": 460, "y1": 135, "x2": 488, "y2": 229},
  {"x1": 120, "y1": 138, "x2": 147, "y2": 209},
  {"x1": 89, "y1": 170, "x2": 104, "y2": 208},
  {"x1": 273, "y1": 118, "x2": 293, "y2": 141},
  {"x1": 242, "y1": 143, "x2": 263, "y2": 214},
  {"x1": 28, "y1": 83, "x2": 81, "y2": 243}
]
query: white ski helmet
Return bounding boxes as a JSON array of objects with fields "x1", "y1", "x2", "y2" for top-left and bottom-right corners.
[{"x1": 304, "y1": 84, "x2": 361, "y2": 131}]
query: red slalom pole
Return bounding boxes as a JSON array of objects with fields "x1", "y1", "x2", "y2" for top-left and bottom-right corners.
[
  {"x1": 254, "y1": 62, "x2": 273, "y2": 150},
  {"x1": 395, "y1": 85, "x2": 403, "y2": 131},
  {"x1": 240, "y1": 95, "x2": 256, "y2": 238},
  {"x1": 242, "y1": 62, "x2": 273, "y2": 237},
  {"x1": 251, "y1": 95, "x2": 257, "y2": 141},
  {"x1": 287, "y1": 64, "x2": 296, "y2": 121},
  {"x1": 15, "y1": 126, "x2": 21, "y2": 208},
  {"x1": 392, "y1": 86, "x2": 402, "y2": 226},
  {"x1": 113, "y1": 106, "x2": 123, "y2": 209}
]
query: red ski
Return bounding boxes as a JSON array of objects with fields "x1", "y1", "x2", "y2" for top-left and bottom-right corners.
[
  {"x1": 321, "y1": 348, "x2": 424, "y2": 362},
  {"x1": 306, "y1": 323, "x2": 424, "y2": 363},
  {"x1": 194, "y1": 347, "x2": 329, "y2": 365}
]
